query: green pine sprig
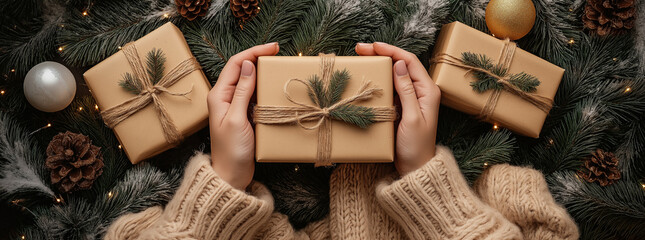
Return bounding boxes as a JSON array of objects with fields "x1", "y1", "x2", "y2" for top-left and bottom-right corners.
[
  {"x1": 305, "y1": 68, "x2": 376, "y2": 128},
  {"x1": 119, "y1": 48, "x2": 166, "y2": 95},
  {"x1": 461, "y1": 52, "x2": 540, "y2": 93}
]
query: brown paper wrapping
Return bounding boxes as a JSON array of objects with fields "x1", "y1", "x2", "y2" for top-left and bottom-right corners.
[
  {"x1": 255, "y1": 56, "x2": 394, "y2": 163},
  {"x1": 83, "y1": 22, "x2": 211, "y2": 164},
  {"x1": 429, "y1": 22, "x2": 564, "y2": 138}
]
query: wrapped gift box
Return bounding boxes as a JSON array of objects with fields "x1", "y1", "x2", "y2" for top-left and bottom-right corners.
[
  {"x1": 429, "y1": 21, "x2": 564, "y2": 138},
  {"x1": 83, "y1": 22, "x2": 211, "y2": 164},
  {"x1": 255, "y1": 56, "x2": 394, "y2": 164}
]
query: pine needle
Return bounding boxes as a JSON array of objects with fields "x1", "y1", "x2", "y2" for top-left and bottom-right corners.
[{"x1": 146, "y1": 48, "x2": 166, "y2": 85}]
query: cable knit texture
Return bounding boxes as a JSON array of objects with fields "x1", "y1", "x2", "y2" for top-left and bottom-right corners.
[
  {"x1": 474, "y1": 164, "x2": 580, "y2": 240},
  {"x1": 104, "y1": 147, "x2": 579, "y2": 240}
]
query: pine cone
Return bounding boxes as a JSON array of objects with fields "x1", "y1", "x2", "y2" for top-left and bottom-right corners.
[
  {"x1": 582, "y1": 0, "x2": 636, "y2": 36},
  {"x1": 176, "y1": 0, "x2": 211, "y2": 21},
  {"x1": 45, "y1": 131, "x2": 104, "y2": 193},
  {"x1": 230, "y1": 0, "x2": 261, "y2": 22},
  {"x1": 578, "y1": 149, "x2": 621, "y2": 186}
]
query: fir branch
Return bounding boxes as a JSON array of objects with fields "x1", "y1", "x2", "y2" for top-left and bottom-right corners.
[
  {"x1": 329, "y1": 105, "x2": 375, "y2": 129},
  {"x1": 146, "y1": 48, "x2": 165, "y2": 85},
  {"x1": 516, "y1": 0, "x2": 580, "y2": 66},
  {"x1": 327, "y1": 69, "x2": 349, "y2": 105},
  {"x1": 284, "y1": 0, "x2": 384, "y2": 56},
  {"x1": 58, "y1": 0, "x2": 179, "y2": 67},
  {"x1": 307, "y1": 75, "x2": 327, "y2": 107},
  {"x1": 370, "y1": 0, "x2": 449, "y2": 55},
  {"x1": 452, "y1": 130, "x2": 516, "y2": 183},
  {"x1": 0, "y1": 112, "x2": 55, "y2": 205},
  {"x1": 118, "y1": 73, "x2": 142, "y2": 95},
  {"x1": 548, "y1": 171, "x2": 645, "y2": 239},
  {"x1": 461, "y1": 52, "x2": 540, "y2": 93}
]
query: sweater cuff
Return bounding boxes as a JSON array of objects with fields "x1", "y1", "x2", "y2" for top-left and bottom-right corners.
[
  {"x1": 140, "y1": 153, "x2": 274, "y2": 240},
  {"x1": 474, "y1": 164, "x2": 579, "y2": 240},
  {"x1": 376, "y1": 146, "x2": 522, "y2": 240}
]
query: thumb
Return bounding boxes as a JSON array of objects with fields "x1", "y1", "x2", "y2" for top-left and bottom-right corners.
[
  {"x1": 393, "y1": 60, "x2": 421, "y2": 120},
  {"x1": 228, "y1": 60, "x2": 256, "y2": 119}
]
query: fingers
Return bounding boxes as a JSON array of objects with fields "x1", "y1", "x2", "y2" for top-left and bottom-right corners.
[
  {"x1": 393, "y1": 60, "x2": 421, "y2": 121},
  {"x1": 209, "y1": 43, "x2": 279, "y2": 124},
  {"x1": 218, "y1": 42, "x2": 279, "y2": 88},
  {"x1": 227, "y1": 60, "x2": 256, "y2": 120},
  {"x1": 356, "y1": 42, "x2": 441, "y2": 124}
]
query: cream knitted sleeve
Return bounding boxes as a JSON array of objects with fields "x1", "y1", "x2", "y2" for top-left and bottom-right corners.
[
  {"x1": 375, "y1": 146, "x2": 523, "y2": 240},
  {"x1": 132, "y1": 153, "x2": 276, "y2": 239},
  {"x1": 474, "y1": 164, "x2": 579, "y2": 240}
]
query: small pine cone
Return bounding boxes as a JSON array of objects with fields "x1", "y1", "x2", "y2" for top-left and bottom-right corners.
[
  {"x1": 176, "y1": 0, "x2": 211, "y2": 21},
  {"x1": 578, "y1": 149, "x2": 621, "y2": 186},
  {"x1": 45, "y1": 131, "x2": 104, "y2": 193},
  {"x1": 582, "y1": 0, "x2": 636, "y2": 36},
  {"x1": 230, "y1": 0, "x2": 261, "y2": 22}
]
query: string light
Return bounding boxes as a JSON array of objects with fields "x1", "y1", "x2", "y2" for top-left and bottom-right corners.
[
  {"x1": 163, "y1": 13, "x2": 169, "y2": 19},
  {"x1": 641, "y1": 183, "x2": 645, "y2": 189},
  {"x1": 108, "y1": 191, "x2": 113, "y2": 198},
  {"x1": 492, "y1": 124, "x2": 499, "y2": 130},
  {"x1": 294, "y1": 165, "x2": 300, "y2": 172},
  {"x1": 118, "y1": 46, "x2": 122, "y2": 50},
  {"x1": 58, "y1": 46, "x2": 64, "y2": 52},
  {"x1": 624, "y1": 87, "x2": 631, "y2": 93},
  {"x1": 60, "y1": 24, "x2": 65, "y2": 28},
  {"x1": 56, "y1": 198, "x2": 61, "y2": 203},
  {"x1": 82, "y1": 10, "x2": 88, "y2": 16},
  {"x1": 10, "y1": 69, "x2": 15, "y2": 73},
  {"x1": 548, "y1": 138, "x2": 554, "y2": 145},
  {"x1": 483, "y1": 162, "x2": 489, "y2": 167},
  {"x1": 612, "y1": 57, "x2": 617, "y2": 61},
  {"x1": 568, "y1": 8, "x2": 573, "y2": 12},
  {"x1": 118, "y1": 145, "x2": 122, "y2": 149},
  {"x1": 0, "y1": 90, "x2": 4, "y2": 95},
  {"x1": 95, "y1": 104, "x2": 99, "y2": 110},
  {"x1": 568, "y1": 38, "x2": 575, "y2": 45},
  {"x1": 46, "y1": 123, "x2": 51, "y2": 127},
  {"x1": 21, "y1": 235, "x2": 25, "y2": 240},
  {"x1": 78, "y1": 106, "x2": 83, "y2": 111},
  {"x1": 298, "y1": 52, "x2": 303, "y2": 56}
]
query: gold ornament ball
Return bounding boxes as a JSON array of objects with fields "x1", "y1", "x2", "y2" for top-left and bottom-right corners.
[{"x1": 485, "y1": 0, "x2": 536, "y2": 40}]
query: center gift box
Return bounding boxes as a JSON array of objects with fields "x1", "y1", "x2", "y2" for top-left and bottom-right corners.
[{"x1": 254, "y1": 55, "x2": 395, "y2": 166}]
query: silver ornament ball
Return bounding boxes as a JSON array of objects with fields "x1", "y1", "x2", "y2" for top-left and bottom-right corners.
[{"x1": 23, "y1": 61, "x2": 76, "y2": 112}]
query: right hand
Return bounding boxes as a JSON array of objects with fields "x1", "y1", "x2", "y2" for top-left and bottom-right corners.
[
  {"x1": 355, "y1": 42, "x2": 441, "y2": 176},
  {"x1": 207, "y1": 43, "x2": 280, "y2": 190}
]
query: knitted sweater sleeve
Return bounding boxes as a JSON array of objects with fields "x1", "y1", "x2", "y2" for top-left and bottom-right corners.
[
  {"x1": 375, "y1": 146, "x2": 524, "y2": 240},
  {"x1": 474, "y1": 164, "x2": 579, "y2": 240},
  {"x1": 104, "y1": 153, "x2": 330, "y2": 240}
]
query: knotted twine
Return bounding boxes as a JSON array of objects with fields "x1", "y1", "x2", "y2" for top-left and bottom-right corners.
[
  {"x1": 100, "y1": 43, "x2": 201, "y2": 144},
  {"x1": 430, "y1": 39, "x2": 553, "y2": 121},
  {"x1": 253, "y1": 54, "x2": 396, "y2": 167}
]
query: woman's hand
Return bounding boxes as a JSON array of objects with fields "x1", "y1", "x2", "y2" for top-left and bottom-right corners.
[
  {"x1": 207, "y1": 43, "x2": 279, "y2": 190},
  {"x1": 355, "y1": 42, "x2": 441, "y2": 176}
]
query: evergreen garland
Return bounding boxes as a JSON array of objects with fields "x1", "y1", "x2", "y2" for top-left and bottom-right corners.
[{"x1": 0, "y1": 0, "x2": 643, "y2": 239}]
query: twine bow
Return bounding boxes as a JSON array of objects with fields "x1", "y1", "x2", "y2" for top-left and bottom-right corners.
[
  {"x1": 430, "y1": 39, "x2": 553, "y2": 121},
  {"x1": 253, "y1": 54, "x2": 396, "y2": 167},
  {"x1": 100, "y1": 43, "x2": 201, "y2": 144}
]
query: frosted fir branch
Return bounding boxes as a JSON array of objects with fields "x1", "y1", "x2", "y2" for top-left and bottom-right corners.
[
  {"x1": 403, "y1": 0, "x2": 447, "y2": 38},
  {"x1": 0, "y1": 113, "x2": 55, "y2": 203},
  {"x1": 143, "y1": 0, "x2": 178, "y2": 21},
  {"x1": 205, "y1": 0, "x2": 232, "y2": 18},
  {"x1": 634, "y1": 0, "x2": 645, "y2": 73}
]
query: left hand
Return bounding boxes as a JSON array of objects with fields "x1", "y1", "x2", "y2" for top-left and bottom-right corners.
[{"x1": 355, "y1": 42, "x2": 441, "y2": 176}]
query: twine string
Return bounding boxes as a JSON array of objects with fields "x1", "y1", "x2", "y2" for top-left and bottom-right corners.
[
  {"x1": 253, "y1": 53, "x2": 396, "y2": 166},
  {"x1": 430, "y1": 39, "x2": 552, "y2": 121},
  {"x1": 100, "y1": 43, "x2": 201, "y2": 144}
]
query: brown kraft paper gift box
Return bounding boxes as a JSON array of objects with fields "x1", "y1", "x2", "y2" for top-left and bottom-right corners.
[
  {"x1": 83, "y1": 22, "x2": 211, "y2": 164},
  {"x1": 255, "y1": 56, "x2": 395, "y2": 165},
  {"x1": 429, "y1": 21, "x2": 564, "y2": 138}
]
